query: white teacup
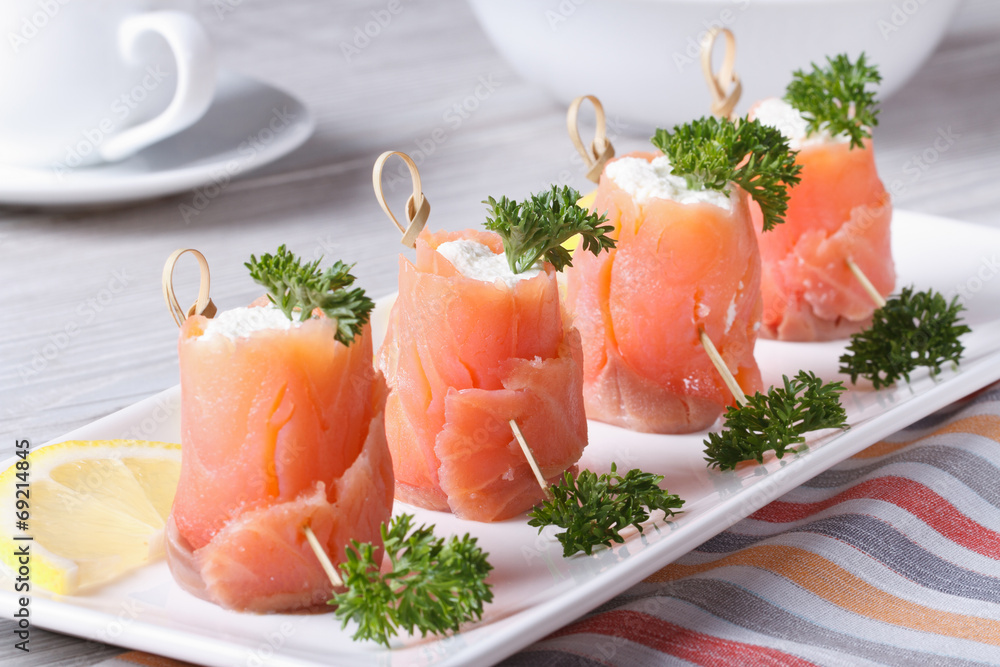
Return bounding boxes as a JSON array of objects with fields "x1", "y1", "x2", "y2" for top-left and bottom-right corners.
[{"x1": 0, "y1": 0, "x2": 216, "y2": 170}]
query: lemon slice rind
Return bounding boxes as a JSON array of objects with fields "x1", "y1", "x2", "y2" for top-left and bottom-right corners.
[{"x1": 0, "y1": 440, "x2": 181, "y2": 596}]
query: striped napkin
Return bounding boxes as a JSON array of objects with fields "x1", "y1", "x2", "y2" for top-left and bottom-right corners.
[
  {"x1": 94, "y1": 654, "x2": 194, "y2": 667},
  {"x1": 97, "y1": 384, "x2": 1000, "y2": 667},
  {"x1": 504, "y1": 384, "x2": 1000, "y2": 666}
]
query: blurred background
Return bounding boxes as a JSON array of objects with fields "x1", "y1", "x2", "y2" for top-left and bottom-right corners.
[{"x1": 2, "y1": 0, "x2": 998, "y2": 453}]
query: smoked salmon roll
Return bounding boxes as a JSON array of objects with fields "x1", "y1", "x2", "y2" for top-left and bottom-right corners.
[
  {"x1": 750, "y1": 54, "x2": 894, "y2": 341},
  {"x1": 564, "y1": 116, "x2": 801, "y2": 433},
  {"x1": 377, "y1": 226, "x2": 591, "y2": 522},
  {"x1": 166, "y1": 250, "x2": 392, "y2": 613},
  {"x1": 565, "y1": 152, "x2": 764, "y2": 433}
]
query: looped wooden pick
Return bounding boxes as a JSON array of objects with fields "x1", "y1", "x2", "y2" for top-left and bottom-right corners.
[
  {"x1": 701, "y1": 28, "x2": 742, "y2": 120},
  {"x1": 373, "y1": 151, "x2": 431, "y2": 248},
  {"x1": 567, "y1": 95, "x2": 615, "y2": 183},
  {"x1": 162, "y1": 248, "x2": 217, "y2": 327}
]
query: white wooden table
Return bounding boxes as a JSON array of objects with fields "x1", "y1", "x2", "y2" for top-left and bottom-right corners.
[{"x1": 2, "y1": 0, "x2": 999, "y2": 664}]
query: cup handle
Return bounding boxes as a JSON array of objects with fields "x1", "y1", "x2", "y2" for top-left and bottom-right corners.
[{"x1": 99, "y1": 11, "x2": 216, "y2": 163}]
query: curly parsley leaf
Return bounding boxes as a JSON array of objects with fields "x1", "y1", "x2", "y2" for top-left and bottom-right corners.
[
  {"x1": 839, "y1": 286, "x2": 970, "y2": 389},
  {"x1": 784, "y1": 52, "x2": 882, "y2": 150},
  {"x1": 245, "y1": 244, "x2": 374, "y2": 346},
  {"x1": 527, "y1": 464, "x2": 684, "y2": 557},
  {"x1": 651, "y1": 116, "x2": 802, "y2": 231},
  {"x1": 330, "y1": 514, "x2": 493, "y2": 647},
  {"x1": 483, "y1": 185, "x2": 616, "y2": 274},
  {"x1": 704, "y1": 371, "x2": 848, "y2": 471}
]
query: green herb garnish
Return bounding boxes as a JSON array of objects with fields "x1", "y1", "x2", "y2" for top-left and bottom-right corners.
[
  {"x1": 245, "y1": 244, "x2": 374, "y2": 346},
  {"x1": 704, "y1": 371, "x2": 848, "y2": 471},
  {"x1": 839, "y1": 287, "x2": 970, "y2": 389},
  {"x1": 483, "y1": 185, "x2": 616, "y2": 274},
  {"x1": 527, "y1": 464, "x2": 684, "y2": 557},
  {"x1": 784, "y1": 52, "x2": 882, "y2": 150},
  {"x1": 651, "y1": 116, "x2": 802, "y2": 231},
  {"x1": 330, "y1": 514, "x2": 493, "y2": 647}
]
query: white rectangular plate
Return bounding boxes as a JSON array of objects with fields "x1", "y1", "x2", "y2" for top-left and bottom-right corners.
[{"x1": 4, "y1": 210, "x2": 1000, "y2": 667}]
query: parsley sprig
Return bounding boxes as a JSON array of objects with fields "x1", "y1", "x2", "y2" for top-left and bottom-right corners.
[
  {"x1": 651, "y1": 116, "x2": 802, "y2": 231},
  {"x1": 784, "y1": 52, "x2": 882, "y2": 150},
  {"x1": 704, "y1": 371, "x2": 848, "y2": 471},
  {"x1": 527, "y1": 464, "x2": 684, "y2": 557},
  {"x1": 839, "y1": 287, "x2": 970, "y2": 389},
  {"x1": 483, "y1": 185, "x2": 616, "y2": 273},
  {"x1": 330, "y1": 514, "x2": 493, "y2": 647},
  {"x1": 245, "y1": 244, "x2": 374, "y2": 346}
]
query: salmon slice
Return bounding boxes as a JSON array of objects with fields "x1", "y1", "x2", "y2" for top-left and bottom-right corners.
[
  {"x1": 377, "y1": 229, "x2": 588, "y2": 521},
  {"x1": 436, "y1": 331, "x2": 587, "y2": 521},
  {"x1": 165, "y1": 395, "x2": 392, "y2": 612},
  {"x1": 748, "y1": 110, "x2": 894, "y2": 340},
  {"x1": 564, "y1": 151, "x2": 763, "y2": 434},
  {"x1": 168, "y1": 316, "x2": 393, "y2": 612}
]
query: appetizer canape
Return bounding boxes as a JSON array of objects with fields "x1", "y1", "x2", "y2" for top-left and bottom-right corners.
[
  {"x1": 166, "y1": 247, "x2": 394, "y2": 613},
  {"x1": 749, "y1": 53, "x2": 894, "y2": 341},
  {"x1": 377, "y1": 186, "x2": 613, "y2": 522},
  {"x1": 564, "y1": 116, "x2": 800, "y2": 434}
]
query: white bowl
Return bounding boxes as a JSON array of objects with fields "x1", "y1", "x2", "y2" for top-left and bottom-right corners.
[{"x1": 467, "y1": 0, "x2": 963, "y2": 131}]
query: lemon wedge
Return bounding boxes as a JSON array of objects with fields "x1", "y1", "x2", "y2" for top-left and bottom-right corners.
[
  {"x1": 562, "y1": 190, "x2": 599, "y2": 254},
  {"x1": 576, "y1": 190, "x2": 597, "y2": 212},
  {"x1": 0, "y1": 440, "x2": 181, "y2": 595}
]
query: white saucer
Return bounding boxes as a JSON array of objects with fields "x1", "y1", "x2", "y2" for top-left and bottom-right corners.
[{"x1": 0, "y1": 69, "x2": 314, "y2": 207}]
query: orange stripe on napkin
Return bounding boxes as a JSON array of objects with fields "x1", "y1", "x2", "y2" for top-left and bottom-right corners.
[
  {"x1": 853, "y1": 414, "x2": 1000, "y2": 459},
  {"x1": 550, "y1": 609, "x2": 820, "y2": 666},
  {"x1": 749, "y1": 476, "x2": 1000, "y2": 559},
  {"x1": 115, "y1": 651, "x2": 200, "y2": 667},
  {"x1": 645, "y1": 544, "x2": 1000, "y2": 645}
]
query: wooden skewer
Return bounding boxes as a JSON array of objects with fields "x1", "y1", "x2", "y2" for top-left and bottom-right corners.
[
  {"x1": 700, "y1": 29, "x2": 747, "y2": 406},
  {"x1": 698, "y1": 29, "x2": 750, "y2": 407},
  {"x1": 302, "y1": 523, "x2": 343, "y2": 588},
  {"x1": 509, "y1": 419, "x2": 555, "y2": 501},
  {"x1": 567, "y1": 95, "x2": 615, "y2": 183},
  {"x1": 701, "y1": 28, "x2": 742, "y2": 120},
  {"x1": 846, "y1": 257, "x2": 887, "y2": 308},
  {"x1": 162, "y1": 248, "x2": 217, "y2": 327},
  {"x1": 699, "y1": 329, "x2": 748, "y2": 407}
]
